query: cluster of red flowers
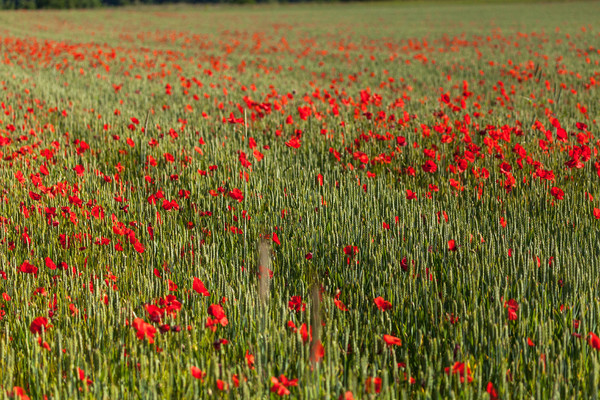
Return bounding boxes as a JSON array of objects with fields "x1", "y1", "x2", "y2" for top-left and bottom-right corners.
[{"x1": 0, "y1": 4, "x2": 598, "y2": 398}]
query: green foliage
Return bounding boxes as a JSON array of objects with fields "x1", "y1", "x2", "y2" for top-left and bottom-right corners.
[{"x1": 0, "y1": 2, "x2": 599, "y2": 399}]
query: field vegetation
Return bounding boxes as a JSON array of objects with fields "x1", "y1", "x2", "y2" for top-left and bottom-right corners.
[{"x1": 0, "y1": 2, "x2": 600, "y2": 398}]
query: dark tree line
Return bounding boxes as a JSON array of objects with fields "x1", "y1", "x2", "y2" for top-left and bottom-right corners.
[{"x1": 0, "y1": 0, "x2": 361, "y2": 9}]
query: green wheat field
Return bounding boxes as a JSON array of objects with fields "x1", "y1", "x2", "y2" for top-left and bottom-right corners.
[{"x1": 0, "y1": 1, "x2": 600, "y2": 398}]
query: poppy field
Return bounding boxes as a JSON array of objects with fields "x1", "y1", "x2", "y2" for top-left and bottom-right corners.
[{"x1": 1, "y1": 2, "x2": 600, "y2": 398}]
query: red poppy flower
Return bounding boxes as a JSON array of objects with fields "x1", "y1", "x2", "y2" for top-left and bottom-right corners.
[
  {"x1": 78, "y1": 367, "x2": 93, "y2": 386},
  {"x1": 422, "y1": 160, "x2": 437, "y2": 173},
  {"x1": 299, "y1": 323, "x2": 310, "y2": 343},
  {"x1": 285, "y1": 136, "x2": 301, "y2": 149},
  {"x1": 550, "y1": 187, "x2": 564, "y2": 200},
  {"x1": 499, "y1": 162, "x2": 512, "y2": 174},
  {"x1": 444, "y1": 362, "x2": 473, "y2": 383},
  {"x1": 339, "y1": 391, "x2": 354, "y2": 400},
  {"x1": 383, "y1": 334, "x2": 402, "y2": 346},
  {"x1": 343, "y1": 245, "x2": 359, "y2": 257},
  {"x1": 29, "y1": 191, "x2": 41, "y2": 201},
  {"x1": 365, "y1": 377, "x2": 382, "y2": 393},
  {"x1": 162, "y1": 199, "x2": 179, "y2": 211},
  {"x1": 448, "y1": 240, "x2": 457, "y2": 251},
  {"x1": 271, "y1": 375, "x2": 298, "y2": 396},
  {"x1": 19, "y1": 261, "x2": 38, "y2": 276},
  {"x1": 73, "y1": 165, "x2": 85, "y2": 176},
  {"x1": 11, "y1": 386, "x2": 30, "y2": 400},
  {"x1": 190, "y1": 366, "x2": 206, "y2": 380},
  {"x1": 272, "y1": 232, "x2": 281, "y2": 245},
  {"x1": 334, "y1": 292, "x2": 348, "y2": 311},
  {"x1": 310, "y1": 340, "x2": 325, "y2": 363},
  {"x1": 504, "y1": 299, "x2": 518, "y2": 321},
  {"x1": 132, "y1": 318, "x2": 157, "y2": 343},
  {"x1": 228, "y1": 188, "x2": 244, "y2": 202},
  {"x1": 208, "y1": 304, "x2": 228, "y2": 327},
  {"x1": 216, "y1": 380, "x2": 228, "y2": 391},
  {"x1": 589, "y1": 332, "x2": 600, "y2": 350},
  {"x1": 486, "y1": 382, "x2": 499, "y2": 400},
  {"x1": 374, "y1": 296, "x2": 392, "y2": 311},
  {"x1": 193, "y1": 277, "x2": 210, "y2": 296},
  {"x1": 288, "y1": 296, "x2": 306, "y2": 312},
  {"x1": 287, "y1": 320, "x2": 297, "y2": 332},
  {"x1": 30, "y1": 316, "x2": 49, "y2": 335},
  {"x1": 145, "y1": 304, "x2": 163, "y2": 323},
  {"x1": 245, "y1": 350, "x2": 255, "y2": 369}
]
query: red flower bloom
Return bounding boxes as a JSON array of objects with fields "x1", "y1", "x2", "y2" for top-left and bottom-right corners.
[
  {"x1": 190, "y1": 366, "x2": 206, "y2": 380},
  {"x1": 504, "y1": 299, "x2": 519, "y2": 321},
  {"x1": 448, "y1": 240, "x2": 457, "y2": 251},
  {"x1": 208, "y1": 304, "x2": 228, "y2": 327},
  {"x1": 589, "y1": 332, "x2": 600, "y2": 350},
  {"x1": 444, "y1": 362, "x2": 473, "y2": 383},
  {"x1": 19, "y1": 261, "x2": 38, "y2": 276},
  {"x1": 272, "y1": 232, "x2": 281, "y2": 245},
  {"x1": 285, "y1": 136, "x2": 301, "y2": 149},
  {"x1": 145, "y1": 304, "x2": 163, "y2": 323},
  {"x1": 383, "y1": 334, "x2": 402, "y2": 346},
  {"x1": 216, "y1": 379, "x2": 228, "y2": 391},
  {"x1": 499, "y1": 162, "x2": 512, "y2": 174},
  {"x1": 73, "y1": 164, "x2": 85, "y2": 177},
  {"x1": 287, "y1": 320, "x2": 297, "y2": 332},
  {"x1": 133, "y1": 240, "x2": 145, "y2": 253},
  {"x1": 228, "y1": 188, "x2": 244, "y2": 202},
  {"x1": 310, "y1": 340, "x2": 325, "y2": 363},
  {"x1": 486, "y1": 382, "x2": 499, "y2": 400},
  {"x1": 334, "y1": 292, "x2": 348, "y2": 311},
  {"x1": 245, "y1": 350, "x2": 255, "y2": 369},
  {"x1": 11, "y1": 386, "x2": 30, "y2": 400},
  {"x1": 299, "y1": 323, "x2": 310, "y2": 343},
  {"x1": 288, "y1": 296, "x2": 306, "y2": 312},
  {"x1": 343, "y1": 245, "x2": 359, "y2": 257},
  {"x1": 550, "y1": 186, "x2": 564, "y2": 200},
  {"x1": 43, "y1": 258, "x2": 55, "y2": 272},
  {"x1": 29, "y1": 316, "x2": 49, "y2": 335},
  {"x1": 422, "y1": 160, "x2": 437, "y2": 173},
  {"x1": 132, "y1": 318, "x2": 157, "y2": 343},
  {"x1": 193, "y1": 277, "x2": 210, "y2": 296},
  {"x1": 271, "y1": 375, "x2": 298, "y2": 396},
  {"x1": 78, "y1": 367, "x2": 93, "y2": 386},
  {"x1": 28, "y1": 191, "x2": 41, "y2": 201},
  {"x1": 374, "y1": 296, "x2": 392, "y2": 311},
  {"x1": 339, "y1": 391, "x2": 354, "y2": 400},
  {"x1": 365, "y1": 377, "x2": 382, "y2": 393}
]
